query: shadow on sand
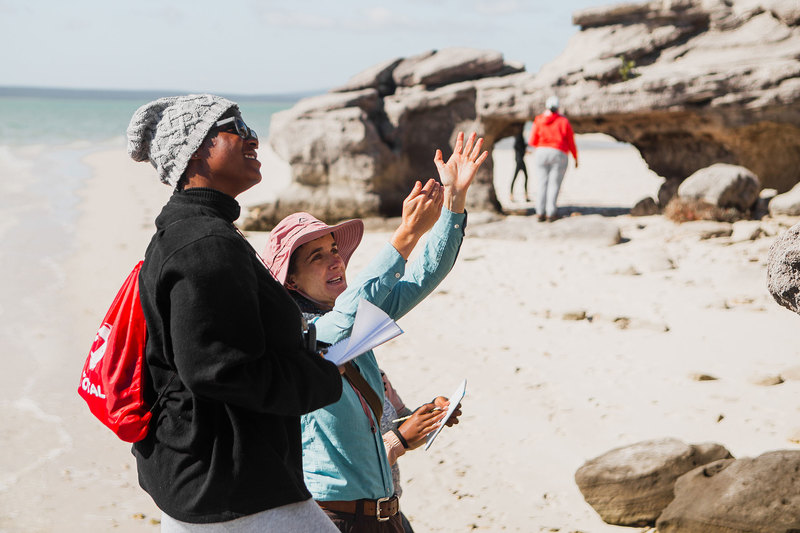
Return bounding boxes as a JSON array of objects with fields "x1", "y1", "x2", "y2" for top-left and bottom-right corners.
[{"x1": 501, "y1": 205, "x2": 632, "y2": 218}]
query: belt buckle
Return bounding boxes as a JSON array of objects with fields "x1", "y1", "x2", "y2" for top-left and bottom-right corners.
[{"x1": 375, "y1": 496, "x2": 391, "y2": 522}]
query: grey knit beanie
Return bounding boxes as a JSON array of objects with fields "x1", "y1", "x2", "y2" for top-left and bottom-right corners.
[{"x1": 126, "y1": 94, "x2": 239, "y2": 187}]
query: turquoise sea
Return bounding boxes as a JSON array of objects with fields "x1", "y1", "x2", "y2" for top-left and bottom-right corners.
[
  {"x1": 0, "y1": 90, "x2": 296, "y2": 389},
  {"x1": 0, "y1": 91, "x2": 293, "y2": 146},
  {"x1": 0, "y1": 88, "x2": 295, "y2": 254}
]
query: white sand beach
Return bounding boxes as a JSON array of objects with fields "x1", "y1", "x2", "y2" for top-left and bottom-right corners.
[{"x1": 2, "y1": 138, "x2": 799, "y2": 532}]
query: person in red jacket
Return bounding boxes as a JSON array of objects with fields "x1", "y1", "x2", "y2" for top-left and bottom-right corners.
[{"x1": 528, "y1": 96, "x2": 578, "y2": 222}]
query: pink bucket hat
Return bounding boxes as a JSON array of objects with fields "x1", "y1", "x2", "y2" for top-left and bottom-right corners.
[{"x1": 263, "y1": 212, "x2": 364, "y2": 286}]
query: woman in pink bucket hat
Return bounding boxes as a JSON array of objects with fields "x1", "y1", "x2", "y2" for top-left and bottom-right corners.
[{"x1": 264, "y1": 132, "x2": 486, "y2": 533}]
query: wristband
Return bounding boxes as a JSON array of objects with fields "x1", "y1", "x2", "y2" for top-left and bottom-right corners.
[{"x1": 391, "y1": 428, "x2": 409, "y2": 449}]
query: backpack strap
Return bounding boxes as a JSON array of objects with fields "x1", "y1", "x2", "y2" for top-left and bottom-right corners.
[{"x1": 342, "y1": 362, "x2": 382, "y2": 424}]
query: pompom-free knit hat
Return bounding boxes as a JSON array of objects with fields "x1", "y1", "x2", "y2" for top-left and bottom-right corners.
[
  {"x1": 263, "y1": 212, "x2": 364, "y2": 286},
  {"x1": 126, "y1": 94, "x2": 238, "y2": 187}
]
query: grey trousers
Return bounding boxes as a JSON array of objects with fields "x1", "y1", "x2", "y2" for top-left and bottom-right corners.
[
  {"x1": 160, "y1": 498, "x2": 339, "y2": 533},
  {"x1": 533, "y1": 147, "x2": 568, "y2": 217}
]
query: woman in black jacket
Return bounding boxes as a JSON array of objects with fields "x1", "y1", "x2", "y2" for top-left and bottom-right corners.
[{"x1": 126, "y1": 94, "x2": 342, "y2": 532}]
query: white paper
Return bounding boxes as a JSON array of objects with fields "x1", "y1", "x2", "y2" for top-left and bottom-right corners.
[
  {"x1": 424, "y1": 378, "x2": 467, "y2": 451},
  {"x1": 322, "y1": 299, "x2": 403, "y2": 365}
]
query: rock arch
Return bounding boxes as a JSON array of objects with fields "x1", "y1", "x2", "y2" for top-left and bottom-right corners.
[{"x1": 251, "y1": 1, "x2": 800, "y2": 228}]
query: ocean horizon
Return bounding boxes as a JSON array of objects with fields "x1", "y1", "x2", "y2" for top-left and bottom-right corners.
[{"x1": 0, "y1": 86, "x2": 303, "y2": 147}]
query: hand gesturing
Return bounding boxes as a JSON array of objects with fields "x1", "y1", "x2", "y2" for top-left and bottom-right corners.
[{"x1": 433, "y1": 131, "x2": 489, "y2": 213}]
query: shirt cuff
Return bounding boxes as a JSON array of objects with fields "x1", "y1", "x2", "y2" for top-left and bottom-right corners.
[
  {"x1": 383, "y1": 430, "x2": 407, "y2": 465},
  {"x1": 435, "y1": 208, "x2": 467, "y2": 235},
  {"x1": 377, "y1": 242, "x2": 406, "y2": 280}
]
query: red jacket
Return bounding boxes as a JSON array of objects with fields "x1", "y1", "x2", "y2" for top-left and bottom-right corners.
[{"x1": 528, "y1": 112, "x2": 577, "y2": 162}]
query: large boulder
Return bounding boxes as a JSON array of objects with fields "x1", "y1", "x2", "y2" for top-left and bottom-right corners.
[
  {"x1": 766, "y1": 221, "x2": 800, "y2": 314},
  {"x1": 656, "y1": 450, "x2": 800, "y2": 532},
  {"x1": 575, "y1": 438, "x2": 732, "y2": 526},
  {"x1": 769, "y1": 181, "x2": 800, "y2": 216},
  {"x1": 256, "y1": 0, "x2": 800, "y2": 226},
  {"x1": 631, "y1": 196, "x2": 659, "y2": 216},
  {"x1": 391, "y1": 47, "x2": 520, "y2": 88},
  {"x1": 677, "y1": 163, "x2": 760, "y2": 211}
]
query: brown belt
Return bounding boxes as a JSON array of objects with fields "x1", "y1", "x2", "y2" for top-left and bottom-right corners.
[{"x1": 317, "y1": 496, "x2": 399, "y2": 522}]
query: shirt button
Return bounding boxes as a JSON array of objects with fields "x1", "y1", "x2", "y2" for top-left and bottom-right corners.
[
  {"x1": 454, "y1": 224, "x2": 460, "y2": 229},
  {"x1": 395, "y1": 272, "x2": 401, "y2": 279}
]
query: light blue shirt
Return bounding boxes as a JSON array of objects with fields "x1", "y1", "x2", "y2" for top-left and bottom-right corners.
[{"x1": 301, "y1": 208, "x2": 467, "y2": 501}]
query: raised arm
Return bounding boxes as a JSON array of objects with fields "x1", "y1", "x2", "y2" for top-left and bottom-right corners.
[
  {"x1": 315, "y1": 134, "x2": 487, "y2": 342},
  {"x1": 434, "y1": 131, "x2": 489, "y2": 213},
  {"x1": 390, "y1": 179, "x2": 444, "y2": 259},
  {"x1": 313, "y1": 180, "x2": 444, "y2": 343}
]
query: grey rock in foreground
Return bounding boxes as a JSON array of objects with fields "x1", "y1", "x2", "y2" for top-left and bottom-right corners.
[
  {"x1": 575, "y1": 438, "x2": 732, "y2": 526},
  {"x1": 656, "y1": 450, "x2": 800, "y2": 532},
  {"x1": 766, "y1": 221, "x2": 800, "y2": 314},
  {"x1": 677, "y1": 164, "x2": 760, "y2": 211}
]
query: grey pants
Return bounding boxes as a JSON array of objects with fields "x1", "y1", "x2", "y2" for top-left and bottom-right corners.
[
  {"x1": 534, "y1": 147, "x2": 568, "y2": 217},
  {"x1": 160, "y1": 498, "x2": 339, "y2": 533}
]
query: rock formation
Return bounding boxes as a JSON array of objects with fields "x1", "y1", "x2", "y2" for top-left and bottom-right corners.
[
  {"x1": 254, "y1": 0, "x2": 800, "y2": 228},
  {"x1": 677, "y1": 163, "x2": 760, "y2": 210},
  {"x1": 656, "y1": 450, "x2": 800, "y2": 532},
  {"x1": 574, "y1": 438, "x2": 732, "y2": 526},
  {"x1": 769, "y1": 182, "x2": 800, "y2": 215},
  {"x1": 766, "y1": 220, "x2": 800, "y2": 314}
]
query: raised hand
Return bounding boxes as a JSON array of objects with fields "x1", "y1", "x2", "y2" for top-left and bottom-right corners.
[
  {"x1": 390, "y1": 179, "x2": 444, "y2": 259},
  {"x1": 433, "y1": 131, "x2": 489, "y2": 213}
]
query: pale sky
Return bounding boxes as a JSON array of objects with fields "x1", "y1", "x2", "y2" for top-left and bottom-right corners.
[{"x1": 0, "y1": 0, "x2": 606, "y2": 95}]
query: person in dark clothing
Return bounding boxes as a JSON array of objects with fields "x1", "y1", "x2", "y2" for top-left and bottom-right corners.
[
  {"x1": 126, "y1": 94, "x2": 343, "y2": 532},
  {"x1": 509, "y1": 130, "x2": 530, "y2": 202}
]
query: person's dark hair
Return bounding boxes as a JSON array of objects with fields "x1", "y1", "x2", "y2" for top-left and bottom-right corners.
[{"x1": 175, "y1": 106, "x2": 239, "y2": 191}]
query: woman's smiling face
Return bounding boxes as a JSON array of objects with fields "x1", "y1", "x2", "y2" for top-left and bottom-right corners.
[{"x1": 286, "y1": 233, "x2": 347, "y2": 310}]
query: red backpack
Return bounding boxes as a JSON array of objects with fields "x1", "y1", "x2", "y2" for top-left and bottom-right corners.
[{"x1": 78, "y1": 261, "x2": 159, "y2": 442}]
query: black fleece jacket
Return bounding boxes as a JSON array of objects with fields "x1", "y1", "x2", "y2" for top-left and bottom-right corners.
[{"x1": 133, "y1": 188, "x2": 342, "y2": 523}]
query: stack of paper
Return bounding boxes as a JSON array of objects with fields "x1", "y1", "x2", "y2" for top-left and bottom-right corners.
[{"x1": 323, "y1": 299, "x2": 403, "y2": 365}]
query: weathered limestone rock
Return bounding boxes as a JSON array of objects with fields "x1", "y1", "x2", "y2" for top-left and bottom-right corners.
[
  {"x1": 331, "y1": 57, "x2": 404, "y2": 95},
  {"x1": 769, "y1": 182, "x2": 800, "y2": 216},
  {"x1": 575, "y1": 438, "x2": 732, "y2": 526},
  {"x1": 766, "y1": 221, "x2": 800, "y2": 314},
  {"x1": 756, "y1": 187, "x2": 778, "y2": 218},
  {"x1": 466, "y1": 214, "x2": 622, "y2": 245},
  {"x1": 631, "y1": 196, "x2": 659, "y2": 216},
  {"x1": 730, "y1": 220, "x2": 764, "y2": 241},
  {"x1": 677, "y1": 163, "x2": 761, "y2": 211},
  {"x1": 257, "y1": 0, "x2": 800, "y2": 226},
  {"x1": 539, "y1": 215, "x2": 623, "y2": 245},
  {"x1": 657, "y1": 178, "x2": 682, "y2": 208},
  {"x1": 391, "y1": 47, "x2": 520, "y2": 88},
  {"x1": 670, "y1": 220, "x2": 734, "y2": 240},
  {"x1": 656, "y1": 450, "x2": 800, "y2": 532}
]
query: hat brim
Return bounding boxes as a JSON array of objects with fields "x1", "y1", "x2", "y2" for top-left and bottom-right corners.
[{"x1": 278, "y1": 219, "x2": 364, "y2": 285}]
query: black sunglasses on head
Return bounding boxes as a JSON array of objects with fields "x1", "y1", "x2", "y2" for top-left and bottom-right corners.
[{"x1": 213, "y1": 116, "x2": 257, "y2": 141}]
